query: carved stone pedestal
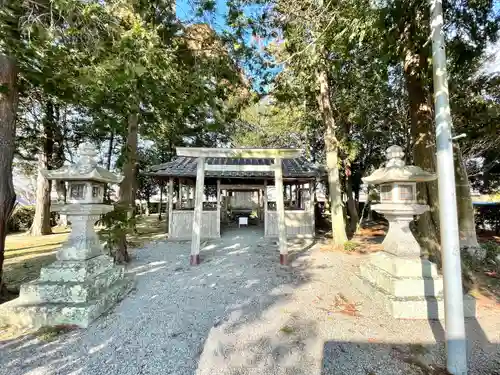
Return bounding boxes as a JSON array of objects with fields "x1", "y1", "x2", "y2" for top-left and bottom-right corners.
[
  {"x1": 356, "y1": 252, "x2": 476, "y2": 319},
  {"x1": 355, "y1": 204, "x2": 476, "y2": 319},
  {"x1": 0, "y1": 207, "x2": 133, "y2": 329},
  {"x1": 358, "y1": 145, "x2": 476, "y2": 319}
]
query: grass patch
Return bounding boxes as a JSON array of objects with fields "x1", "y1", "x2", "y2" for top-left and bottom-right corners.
[
  {"x1": 2, "y1": 215, "x2": 165, "y2": 299},
  {"x1": 279, "y1": 325, "x2": 294, "y2": 334},
  {"x1": 320, "y1": 240, "x2": 364, "y2": 253},
  {"x1": 408, "y1": 343, "x2": 428, "y2": 356},
  {"x1": 126, "y1": 215, "x2": 166, "y2": 248},
  {"x1": 343, "y1": 240, "x2": 360, "y2": 252},
  {"x1": 481, "y1": 241, "x2": 500, "y2": 260},
  {"x1": 34, "y1": 325, "x2": 77, "y2": 342},
  {"x1": 461, "y1": 244, "x2": 500, "y2": 306},
  {"x1": 3, "y1": 228, "x2": 69, "y2": 293}
]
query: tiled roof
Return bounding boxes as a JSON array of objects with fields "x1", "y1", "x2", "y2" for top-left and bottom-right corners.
[{"x1": 147, "y1": 156, "x2": 320, "y2": 179}]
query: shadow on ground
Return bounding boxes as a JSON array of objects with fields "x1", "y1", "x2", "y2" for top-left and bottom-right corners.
[
  {"x1": 0, "y1": 227, "x2": 315, "y2": 375},
  {"x1": 320, "y1": 328, "x2": 500, "y2": 375},
  {"x1": 2, "y1": 225, "x2": 499, "y2": 375}
]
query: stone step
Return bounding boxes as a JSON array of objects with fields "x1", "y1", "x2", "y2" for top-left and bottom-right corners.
[
  {"x1": 19, "y1": 266, "x2": 125, "y2": 304},
  {"x1": 352, "y1": 273, "x2": 476, "y2": 320},
  {"x1": 360, "y1": 262, "x2": 444, "y2": 298},
  {"x1": 0, "y1": 277, "x2": 134, "y2": 329},
  {"x1": 39, "y1": 254, "x2": 115, "y2": 283},
  {"x1": 367, "y1": 252, "x2": 439, "y2": 278}
]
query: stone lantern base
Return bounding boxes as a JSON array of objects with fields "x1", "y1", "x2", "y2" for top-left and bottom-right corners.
[
  {"x1": 355, "y1": 252, "x2": 476, "y2": 319},
  {"x1": 0, "y1": 254, "x2": 134, "y2": 328},
  {"x1": 359, "y1": 145, "x2": 477, "y2": 319},
  {"x1": 0, "y1": 255, "x2": 133, "y2": 328}
]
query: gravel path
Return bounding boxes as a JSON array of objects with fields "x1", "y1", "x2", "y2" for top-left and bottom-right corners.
[{"x1": 1, "y1": 228, "x2": 499, "y2": 375}]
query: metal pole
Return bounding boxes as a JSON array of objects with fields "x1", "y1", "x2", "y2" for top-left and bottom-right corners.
[{"x1": 429, "y1": 0, "x2": 467, "y2": 373}]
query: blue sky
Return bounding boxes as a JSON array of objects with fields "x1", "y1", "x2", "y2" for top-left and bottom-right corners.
[
  {"x1": 176, "y1": 0, "x2": 500, "y2": 90},
  {"x1": 176, "y1": 0, "x2": 279, "y2": 93},
  {"x1": 176, "y1": 0, "x2": 230, "y2": 33}
]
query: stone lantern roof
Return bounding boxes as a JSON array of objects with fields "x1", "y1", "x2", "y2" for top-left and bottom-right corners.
[
  {"x1": 362, "y1": 145, "x2": 436, "y2": 185},
  {"x1": 41, "y1": 143, "x2": 123, "y2": 184}
]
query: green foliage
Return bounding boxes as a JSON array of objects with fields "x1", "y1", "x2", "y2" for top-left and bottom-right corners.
[
  {"x1": 136, "y1": 147, "x2": 160, "y2": 202},
  {"x1": 34, "y1": 325, "x2": 76, "y2": 342},
  {"x1": 231, "y1": 100, "x2": 311, "y2": 149},
  {"x1": 97, "y1": 205, "x2": 137, "y2": 259},
  {"x1": 2, "y1": 0, "x2": 248, "y2": 169},
  {"x1": 343, "y1": 240, "x2": 360, "y2": 252},
  {"x1": 279, "y1": 325, "x2": 294, "y2": 334},
  {"x1": 1, "y1": 0, "x2": 498, "y2": 263},
  {"x1": 475, "y1": 205, "x2": 500, "y2": 236},
  {"x1": 481, "y1": 241, "x2": 500, "y2": 262},
  {"x1": 7, "y1": 206, "x2": 35, "y2": 233}
]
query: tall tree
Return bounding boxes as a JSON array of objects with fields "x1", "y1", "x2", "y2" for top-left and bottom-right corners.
[
  {"x1": 0, "y1": 55, "x2": 18, "y2": 295},
  {"x1": 378, "y1": 0, "x2": 499, "y2": 260},
  {"x1": 316, "y1": 67, "x2": 348, "y2": 243},
  {"x1": 30, "y1": 100, "x2": 56, "y2": 235},
  {"x1": 223, "y1": 0, "x2": 499, "y2": 255}
]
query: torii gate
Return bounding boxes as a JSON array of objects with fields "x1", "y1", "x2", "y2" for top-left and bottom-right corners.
[{"x1": 175, "y1": 147, "x2": 301, "y2": 266}]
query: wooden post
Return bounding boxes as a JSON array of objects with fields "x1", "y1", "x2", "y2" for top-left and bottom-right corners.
[
  {"x1": 176, "y1": 180, "x2": 180, "y2": 209},
  {"x1": 180, "y1": 184, "x2": 184, "y2": 208},
  {"x1": 309, "y1": 180, "x2": 315, "y2": 235},
  {"x1": 257, "y1": 189, "x2": 261, "y2": 221},
  {"x1": 191, "y1": 157, "x2": 205, "y2": 265},
  {"x1": 298, "y1": 183, "x2": 303, "y2": 209},
  {"x1": 216, "y1": 179, "x2": 221, "y2": 237},
  {"x1": 159, "y1": 183, "x2": 164, "y2": 221},
  {"x1": 167, "y1": 178, "x2": 173, "y2": 236},
  {"x1": 274, "y1": 158, "x2": 287, "y2": 264},
  {"x1": 263, "y1": 180, "x2": 268, "y2": 235},
  {"x1": 295, "y1": 184, "x2": 300, "y2": 209},
  {"x1": 188, "y1": 184, "x2": 193, "y2": 208}
]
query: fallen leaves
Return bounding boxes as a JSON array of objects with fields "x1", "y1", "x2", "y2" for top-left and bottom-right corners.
[
  {"x1": 333, "y1": 293, "x2": 360, "y2": 316},
  {"x1": 314, "y1": 293, "x2": 361, "y2": 317},
  {"x1": 320, "y1": 244, "x2": 344, "y2": 252},
  {"x1": 485, "y1": 271, "x2": 499, "y2": 278}
]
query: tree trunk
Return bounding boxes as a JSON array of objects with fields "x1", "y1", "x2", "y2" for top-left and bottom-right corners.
[
  {"x1": 316, "y1": 69, "x2": 347, "y2": 245},
  {"x1": 54, "y1": 180, "x2": 67, "y2": 225},
  {"x1": 145, "y1": 197, "x2": 150, "y2": 216},
  {"x1": 53, "y1": 115, "x2": 67, "y2": 227},
  {"x1": 346, "y1": 173, "x2": 359, "y2": 236},
  {"x1": 404, "y1": 48, "x2": 441, "y2": 265},
  {"x1": 0, "y1": 55, "x2": 18, "y2": 294},
  {"x1": 116, "y1": 112, "x2": 138, "y2": 263},
  {"x1": 353, "y1": 182, "x2": 360, "y2": 213},
  {"x1": 30, "y1": 153, "x2": 52, "y2": 235},
  {"x1": 103, "y1": 131, "x2": 115, "y2": 204},
  {"x1": 106, "y1": 131, "x2": 114, "y2": 171},
  {"x1": 454, "y1": 145, "x2": 481, "y2": 256},
  {"x1": 30, "y1": 100, "x2": 55, "y2": 236}
]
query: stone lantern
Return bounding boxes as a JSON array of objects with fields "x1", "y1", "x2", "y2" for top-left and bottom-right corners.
[
  {"x1": 364, "y1": 145, "x2": 435, "y2": 258},
  {"x1": 0, "y1": 143, "x2": 134, "y2": 328},
  {"x1": 356, "y1": 145, "x2": 476, "y2": 319}
]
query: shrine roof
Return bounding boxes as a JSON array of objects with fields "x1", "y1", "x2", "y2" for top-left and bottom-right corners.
[{"x1": 147, "y1": 156, "x2": 321, "y2": 179}]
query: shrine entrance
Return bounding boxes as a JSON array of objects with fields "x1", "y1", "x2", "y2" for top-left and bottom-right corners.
[{"x1": 147, "y1": 147, "x2": 320, "y2": 265}]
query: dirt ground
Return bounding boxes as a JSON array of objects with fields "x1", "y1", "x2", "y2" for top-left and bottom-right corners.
[{"x1": 2, "y1": 214, "x2": 167, "y2": 298}]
